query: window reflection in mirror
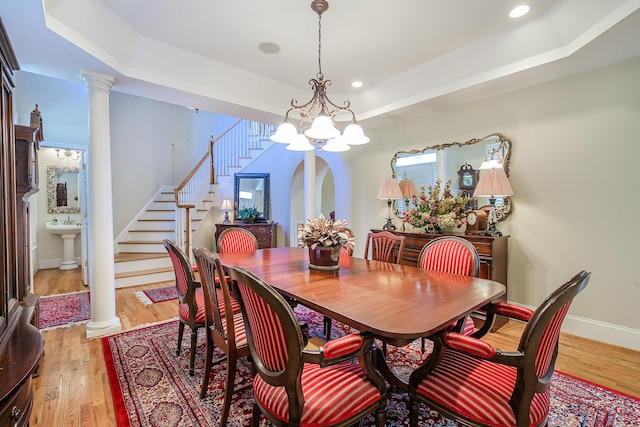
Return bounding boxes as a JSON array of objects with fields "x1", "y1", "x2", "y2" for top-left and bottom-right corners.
[
  {"x1": 391, "y1": 133, "x2": 512, "y2": 220},
  {"x1": 47, "y1": 166, "x2": 81, "y2": 214}
]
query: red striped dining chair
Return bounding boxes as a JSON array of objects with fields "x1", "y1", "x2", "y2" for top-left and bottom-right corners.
[
  {"x1": 228, "y1": 265, "x2": 388, "y2": 427},
  {"x1": 407, "y1": 271, "x2": 591, "y2": 427},
  {"x1": 192, "y1": 247, "x2": 249, "y2": 426},
  {"x1": 216, "y1": 227, "x2": 259, "y2": 253},
  {"x1": 417, "y1": 236, "x2": 480, "y2": 351},
  {"x1": 163, "y1": 239, "x2": 205, "y2": 376}
]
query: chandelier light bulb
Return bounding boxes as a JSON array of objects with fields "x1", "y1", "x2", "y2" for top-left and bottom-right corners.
[{"x1": 322, "y1": 136, "x2": 351, "y2": 152}]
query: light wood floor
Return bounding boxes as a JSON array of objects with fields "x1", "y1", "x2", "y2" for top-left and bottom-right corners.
[{"x1": 30, "y1": 269, "x2": 640, "y2": 426}]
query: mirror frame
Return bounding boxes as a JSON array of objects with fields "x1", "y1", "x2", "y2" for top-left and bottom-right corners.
[
  {"x1": 390, "y1": 132, "x2": 512, "y2": 221},
  {"x1": 234, "y1": 173, "x2": 270, "y2": 221},
  {"x1": 47, "y1": 165, "x2": 81, "y2": 214}
]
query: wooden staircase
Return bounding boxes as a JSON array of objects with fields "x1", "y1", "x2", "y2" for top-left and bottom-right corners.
[
  {"x1": 113, "y1": 119, "x2": 276, "y2": 289},
  {"x1": 114, "y1": 186, "x2": 212, "y2": 288}
]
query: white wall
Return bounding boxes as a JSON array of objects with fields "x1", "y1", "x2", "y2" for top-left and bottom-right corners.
[
  {"x1": 12, "y1": 57, "x2": 640, "y2": 350},
  {"x1": 354, "y1": 57, "x2": 640, "y2": 348}
]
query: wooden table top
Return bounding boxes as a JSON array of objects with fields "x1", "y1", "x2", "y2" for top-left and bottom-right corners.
[{"x1": 217, "y1": 247, "x2": 506, "y2": 346}]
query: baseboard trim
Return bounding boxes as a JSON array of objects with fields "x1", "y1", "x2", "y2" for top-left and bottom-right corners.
[{"x1": 516, "y1": 302, "x2": 640, "y2": 352}]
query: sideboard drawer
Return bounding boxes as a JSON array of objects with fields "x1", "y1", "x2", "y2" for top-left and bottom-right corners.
[{"x1": 0, "y1": 376, "x2": 33, "y2": 427}]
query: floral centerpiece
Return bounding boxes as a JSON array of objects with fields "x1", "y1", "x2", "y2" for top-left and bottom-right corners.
[
  {"x1": 403, "y1": 178, "x2": 470, "y2": 231},
  {"x1": 298, "y1": 214, "x2": 355, "y2": 270}
]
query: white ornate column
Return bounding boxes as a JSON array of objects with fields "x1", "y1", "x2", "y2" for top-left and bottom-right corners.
[
  {"x1": 82, "y1": 70, "x2": 122, "y2": 338},
  {"x1": 304, "y1": 150, "x2": 316, "y2": 219}
]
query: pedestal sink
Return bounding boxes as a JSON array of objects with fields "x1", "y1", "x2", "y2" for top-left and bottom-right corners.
[{"x1": 46, "y1": 222, "x2": 82, "y2": 270}]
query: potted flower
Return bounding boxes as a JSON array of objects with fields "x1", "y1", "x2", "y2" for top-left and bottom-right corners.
[
  {"x1": 297, "y1": 214, "x2": 355, "y2": 271},
  {"x1": 237, "y1": 205, "x2": 262, "y2": 223},
  {"x1": 403, "y1": 178, "x2": 470, "y2": 232}
]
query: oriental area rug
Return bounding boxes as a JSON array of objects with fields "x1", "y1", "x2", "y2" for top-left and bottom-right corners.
[
  {"x1": 103, "y1": 307, "x2": 640, "y2": 427},
  {"x1": 135, "y1": 285, "x2": 178, "y2": 305},
  {"x1": 39, "y1": 290, "x2": 91, "y2": 330}
]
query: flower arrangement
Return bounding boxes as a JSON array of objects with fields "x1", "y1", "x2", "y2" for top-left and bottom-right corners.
[
  {"x1": 403, "y1": 178, "x2": 470, "y2": 230},
  {"x1": 297, "y1": 214, "x2": 355, "y2": 252}
]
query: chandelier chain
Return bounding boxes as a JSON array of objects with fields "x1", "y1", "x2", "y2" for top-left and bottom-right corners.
[{"x1": 317, "y1": 12, "x2": 323, "y2": 78}]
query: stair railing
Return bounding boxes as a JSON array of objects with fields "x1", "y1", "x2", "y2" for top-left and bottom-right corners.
[{"x1": 173, "y1": 119, "x2": 276, "y2": 256}]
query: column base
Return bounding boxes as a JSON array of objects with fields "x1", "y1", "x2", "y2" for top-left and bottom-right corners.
[
  {"x1": 85, "y1": 316, "x2": 122, "y2": 339},
  {"x1": 59, "y1": 262, "x2": 79, "y2": 270}
]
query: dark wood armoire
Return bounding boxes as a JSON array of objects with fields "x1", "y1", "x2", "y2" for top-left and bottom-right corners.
[{"x1": 0, "y1": 17, "x2": 43, "y2": 426}]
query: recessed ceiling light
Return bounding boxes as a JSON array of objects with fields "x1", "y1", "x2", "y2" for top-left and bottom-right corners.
[
  {"x1": 258, "y1": 42, "x2": 281, "y2": 54},
  {"x1": 509, "y1": 5, "x2": 531, "y2": 18},
  {"x1": 351, "y1": 81, "x2": 363, "y2": 88}
]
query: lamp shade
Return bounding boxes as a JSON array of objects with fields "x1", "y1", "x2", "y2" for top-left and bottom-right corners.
[
  {"x1": 221, "y1": 199, "x2": 233, "y2": 210},
  {"x1": 341, "y1": 123, "x2": 370, "y2": 145},
  {"x1": 473, "y1": 168, "x2": 514, "y2": 197},
  {"x1": 398, "y1": 179, "x2": 419, "y2": 199},
  {"x1": 322, "y1": 136, "x2": 351, "y2": 152},
  {"x1": 270, "y1": 122, "x2": 297, "y2": 144},
  {"x1": 286, "y1": 133, "x2": 315, "y2": 151},
  {"x1": 304, "y1": 115, "x2": 340, "y2": 140},
  {"x1": 376, "y1": 178, "x2": 404, "y2": 201}
]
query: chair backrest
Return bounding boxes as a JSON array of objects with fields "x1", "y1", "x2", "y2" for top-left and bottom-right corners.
[
  {"x1": 417, "y1": 236, "x2": 480, "y2": 277},
  {"x1": 363, "y1": 231, "x2": 405, "y2": 264},
  {"x1": 513, "y1": 271, "x2": 591, "y2": 423},
  {"x1": 228, "y1": 266, "x2": 305, "y2": 390},
  {"x1": 192, "y1": 247, "x2": 236, "y2": 342},
  {"x1": 163, "y1": 239, "x2": 199, "y2": 323},
  {"x1": 216, "y1": 227, "x2": 259, "y2": 253},
  {"x1": 339, "y1": 228, "x2": 355, "y2": 257}
]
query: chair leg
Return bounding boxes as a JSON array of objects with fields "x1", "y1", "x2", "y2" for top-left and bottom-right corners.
[
  {"x1": 200, "y1": 335, "x2": 214, "y2": 398},
  {"x1": 251, "y1": 402, "x2": 261, "y2": 427},
  {"x1": 421, "y1": 337, "x2": 426, "y2": 353},
  {"x1": 375, "y1": 406, "x2": 386, "y2": 427},
  {"x1": 382, "y1": 341, "x2": 387, "y2": 356},
  {"x1": 221, "y1": 352, "x2": 237, "y2": 426},
  {"x1": 323, "y1": 316, "x2": 332, "y2": 340},
  {"x1": 177, "y1": 322, "x2": 185, "y2": 356},
  {"x1": 409, "y1": 399, "x2": 419, "y2": 427},
  {"x1": 189, "y1": 327, "x2": 198, "y2": 376}
]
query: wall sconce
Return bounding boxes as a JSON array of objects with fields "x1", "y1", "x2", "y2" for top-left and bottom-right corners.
[
  {"x1": 220, "y1": 199, "x2": 233, "y2": 224},
  {"x1": 473, "y1": 162, "x2": 514, "y2": 236},
  {"x1": 56, "y1": 149, "x2": 81, "y2": 161},
  {"x1": 376, "y1": 178, "x2": 403, "y2": 230}
]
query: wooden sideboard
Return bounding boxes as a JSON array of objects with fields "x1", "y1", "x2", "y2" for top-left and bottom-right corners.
[
  {"x1": 371, "y1": 229, "x2": 509, "y2": 329},
  {"x1": 215, "y1": 222, "x2": 278, "y2": 250}
]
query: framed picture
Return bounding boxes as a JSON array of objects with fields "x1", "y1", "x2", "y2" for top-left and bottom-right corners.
[{"x1": 458, "y1": 163, "x2": 478, "y2": 190}]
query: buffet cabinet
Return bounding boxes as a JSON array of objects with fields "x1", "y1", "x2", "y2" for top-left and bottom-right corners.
[
  {"x1": 215, "y1": 222, "x2": 278, "y2": 250},
  {"x1": 0, "y1": 17, "x2": 43, "y2": 426},
  {"x1": 371, "y1": 229, "x2": 509, "y2": 329}
]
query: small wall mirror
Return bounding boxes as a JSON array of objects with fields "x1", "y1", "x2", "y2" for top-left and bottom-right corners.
[
  {"x1": 234, "y1": 173, "x2": 270, "y2": 221},
  {"x1": 390, "y1": 133, "x2": 512, "y2": 221},
  {"x1": 47, "y1": 165, "x2": 80, "y2": 213}
]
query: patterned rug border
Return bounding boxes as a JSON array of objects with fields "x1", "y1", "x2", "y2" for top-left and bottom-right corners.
[
  {"x1": 102, "y1": 315, "x2": 640, "y2": 427},
  {"x1": 39, "y1": 290, "x2": 91, "y2": 331}
]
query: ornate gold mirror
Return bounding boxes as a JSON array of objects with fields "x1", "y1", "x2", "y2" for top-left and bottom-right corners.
[
  {"x1": 390, "y1": 133, "x2": 512, "y2": 221},
  {"x1": 47, "y1": 165, "x2": 80, "y2": 214}
]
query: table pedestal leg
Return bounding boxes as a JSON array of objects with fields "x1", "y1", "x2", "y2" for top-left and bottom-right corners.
[{"x1": 372, "y1": 343, "x2": 409, "y2": 392}]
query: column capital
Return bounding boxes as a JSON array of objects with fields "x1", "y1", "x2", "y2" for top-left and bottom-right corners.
[{"x1": 82, "y1": 70, "x2": 115, "y2": 91}]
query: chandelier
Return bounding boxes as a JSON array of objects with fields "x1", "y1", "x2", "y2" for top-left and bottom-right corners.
[{"x1": 270, "y1": 0, "x2": 369, "y2": 152}]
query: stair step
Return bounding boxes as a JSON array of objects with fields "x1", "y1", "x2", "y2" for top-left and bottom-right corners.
[
  {"x1": 115, "y1": 252, "x2": 168, "y2": 263},
  {"x1": 129, "y1": 229, "x2": 174, "y2": 233},
  {"x1": 115, "y1": 266, "x2": 174, "y2": 279}
]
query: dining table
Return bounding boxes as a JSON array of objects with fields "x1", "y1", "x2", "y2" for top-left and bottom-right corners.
[{"x1": 216, "y1": 246, "x2": 506, "y2": 389}]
